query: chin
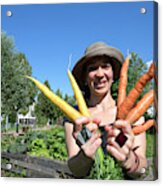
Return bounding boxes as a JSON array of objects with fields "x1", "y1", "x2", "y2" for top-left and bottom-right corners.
[{"x1": 93, "y1": 87, "x2": 109, "y2": 96}]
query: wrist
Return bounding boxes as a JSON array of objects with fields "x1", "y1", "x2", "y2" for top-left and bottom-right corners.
[
  {"x1": 122, "y1": 150, "x2": 139, "y2": 173},
  {"x1": 127, "y1": 150, "x2": 140, "y2": 173},
  {"x1": 68, "y1": 149, "x2": 94, "y2": 178}
]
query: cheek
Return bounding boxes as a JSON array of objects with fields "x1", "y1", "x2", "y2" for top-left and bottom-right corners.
[
  {"x1": 106, "y1": 69, "x2": 114, "y2": 80},
  {"x1": 86, "y1": 72, "x2": 95, "y2": 83}
]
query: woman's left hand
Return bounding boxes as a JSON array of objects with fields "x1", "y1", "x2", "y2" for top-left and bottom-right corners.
[{"x1": 105, "y1": 120, "x2": 135, "y2": 162}]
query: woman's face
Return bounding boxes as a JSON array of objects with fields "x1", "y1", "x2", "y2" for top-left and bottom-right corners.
[{"x1": 85, "y1": 57, "x2": 114, "y2": 97}]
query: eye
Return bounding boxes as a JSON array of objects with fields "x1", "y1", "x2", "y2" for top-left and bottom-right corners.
[
  {"x1": 102, "y1": 63, "x2": 111, "y2": 69},
  {"x1": 87, "y1": 66, "x2": 98, "y2": 72}
]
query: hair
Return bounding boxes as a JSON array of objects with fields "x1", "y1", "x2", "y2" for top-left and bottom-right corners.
[{"x1": 83, "y1": 84, "x2": 91, "y2": 103}]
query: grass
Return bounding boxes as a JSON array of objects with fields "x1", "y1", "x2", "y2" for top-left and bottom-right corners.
[{"x1": 146, "y1": 132, "x2": 157, "y2": 158}]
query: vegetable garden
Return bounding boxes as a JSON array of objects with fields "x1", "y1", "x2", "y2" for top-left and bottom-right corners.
[{"x1": 1, "y1": 126, "x2": 157, "y2": 180}]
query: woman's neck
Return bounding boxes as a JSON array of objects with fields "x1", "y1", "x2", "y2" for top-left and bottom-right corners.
[{"x1": 88, "y1": 91, "x2": 116, "y2": 111}]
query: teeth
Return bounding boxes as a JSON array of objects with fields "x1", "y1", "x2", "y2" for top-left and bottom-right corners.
[{"x1": 95, "y1": 82, "x2": 105, "y2": 88}]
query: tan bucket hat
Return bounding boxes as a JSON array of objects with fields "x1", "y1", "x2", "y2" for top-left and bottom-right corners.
[{"x1": 72, "y1": 42, "x2": 124, "y2": 91}]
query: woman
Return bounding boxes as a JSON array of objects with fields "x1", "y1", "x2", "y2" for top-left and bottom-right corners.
[{"x1": 64, "y1": 42, "x2": 147, "y2": 178}]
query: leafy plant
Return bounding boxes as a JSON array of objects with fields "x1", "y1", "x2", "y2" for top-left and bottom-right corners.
[
  {"x1": 88, "y1": 154, "x2": 124, "y2": 180},
  {"x1": 146, "y1": 132, "x2": 157, "y2": 158}
]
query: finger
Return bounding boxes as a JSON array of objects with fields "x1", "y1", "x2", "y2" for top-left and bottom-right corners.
[
  {"x1": 86, "y1": 132, "x2": 101, "y2": 146},
  {"x1": 107, "y1": 145, "x2": 126, "y2": 162},
  {"x1": 90, "y1": 138, "x2": 102, "y2": 152},
  {"x1": 105, "y1": 126, "x2": 120, "y2": 137},
  {"x1": 86, "y1": 123, "x2": 98, "y2": 132},
  {"x1": 74, "y1": 117, "x2": 91, "y2": 134},
  {"x1": 114, "y1": 120, "x2": 129, "y2": 128},
  {"x1": 107, "y1": 137, "x2": 130, "y2": 156},
  {"x1": 125, "y1": 138, "x2": 134, "y2": 150},
  {"x1": 83, "y1": 117, "x2": 100, "y2": 132},
  {"x1": 107, "y1": 137, "x2": 120, "y2": 149},
  {"x1": 114, "y1": 120, "x2": 133, "y2": 134},
  {"x1": 121, "y1": 145, "x2": 130, "y2": 156},
  {"x1": 107, "y1": 136, "x2": 115, "y2": 144},
  {"x1": 107, "y1": 137, "x2": 120, "y2": 150},
  {"x1": 81, "y1": 134, "x2": 102, "y2": 157},
  {"x1": 105, "y1": 125, "x2": 112, "y2": 132},
  {"x1": 92, "y1": 118, "x2": 101, "y2": 125},
  {"x1": 75, "y1": 117, "x2": 91, "y2": 126}
]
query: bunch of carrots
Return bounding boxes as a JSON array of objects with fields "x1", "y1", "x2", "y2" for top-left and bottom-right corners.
[
  {"x1": 26, "y1": 56, "x2": 156, "y2": 175},
  {"x1": 117, "y1": 57, "x2": 156, "y2": 135}
]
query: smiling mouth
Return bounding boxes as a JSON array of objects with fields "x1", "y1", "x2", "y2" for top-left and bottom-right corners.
[{"x1": 95, "y1": 81, "x2": 107, "y2": 89}]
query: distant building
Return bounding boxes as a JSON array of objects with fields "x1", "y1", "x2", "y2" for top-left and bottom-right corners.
[{"x1": 18, "y1": 103, "x2": 36, "y2": 126}]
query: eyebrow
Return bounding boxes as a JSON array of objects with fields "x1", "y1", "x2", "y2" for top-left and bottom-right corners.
[{"x1": 87, "y1": 61, "x2": 111, "y2": 67}]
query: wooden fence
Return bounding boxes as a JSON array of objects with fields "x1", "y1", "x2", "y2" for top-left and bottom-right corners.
[
  {"x1": 1, "y1": 152, "x2": 157, "y2": 180},
  {"x1": 1, "y1": 152, "x2": 73, "y2": 178}
]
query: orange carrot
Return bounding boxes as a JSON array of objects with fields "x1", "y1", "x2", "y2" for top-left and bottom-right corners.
[
  {"x1": 125, "y1": 89, "x2": 154, "y2": 124},
  {"x1": 117, "y1": 56, "x2": 130, "y2": 109},
  {"x1": 153, "y1": 63, "x2": 158, "y2": 114},
  {"x1": 132, "y1": 119, "x2": 155, "y2": 135},
  {"x1": 117, "y1": 63, "x2": 154, "y2": 120}
]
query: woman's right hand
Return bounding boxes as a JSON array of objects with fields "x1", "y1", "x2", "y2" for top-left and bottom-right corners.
[{"x1": 73, "y1": 117, "x2": 102, "y2": 159}]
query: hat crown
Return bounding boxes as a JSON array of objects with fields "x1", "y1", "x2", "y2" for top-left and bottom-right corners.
[{"x1": 84, "y1": 42, "x2": 109, "y2": 55}]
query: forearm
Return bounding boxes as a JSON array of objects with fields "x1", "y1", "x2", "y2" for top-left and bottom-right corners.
[{"x1": 68, "y1": 149, "x2": 94, "y2": 178}]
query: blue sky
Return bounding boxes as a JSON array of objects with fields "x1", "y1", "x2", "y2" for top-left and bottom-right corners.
[{"x1": 1, "y1": 1, "x2": 157, "y2": 96}]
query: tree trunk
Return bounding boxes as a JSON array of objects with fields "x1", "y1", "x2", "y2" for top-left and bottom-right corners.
[{"x1": 5, "y1": 115, "x2": 9, "y2": 131}]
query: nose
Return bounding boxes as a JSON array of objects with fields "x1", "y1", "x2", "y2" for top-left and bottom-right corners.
[{"x1": 96, "y1": 66, "x2": 104, "y2": 77}]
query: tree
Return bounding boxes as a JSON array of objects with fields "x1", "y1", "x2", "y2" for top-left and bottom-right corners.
[
  {"x1": 34, "y1": 81, "x2": 66, "y2": 126},
  {"x1": 1, "y1": 32, "x2": 37, "y2": 126},
  {"x1": 53, "y1": 89, "x2": 64, "y2": 122},
  {"x1": 34, "y1": 83, "x2": 76, "y2": 126},
  {"x1": 127, "y1": 52, "x2": 153, "y2": 98},
  {"x1": 64, "y1": 93, "x2": 76, "y2": 107},
  {"x1": 34, "y1": 80, "x2": 55, "y2": 126}
]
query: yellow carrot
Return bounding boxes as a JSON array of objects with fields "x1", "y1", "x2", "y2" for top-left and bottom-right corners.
[
  {"x1": 67, "y1": 70, "x2": 104, "y2": 165},
  {"x1": 67, "y1": 69, "x2": 90, "y2": 117},
  {"x1": 26, "y1": 76, "x2": 82, "y2": 121}
]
